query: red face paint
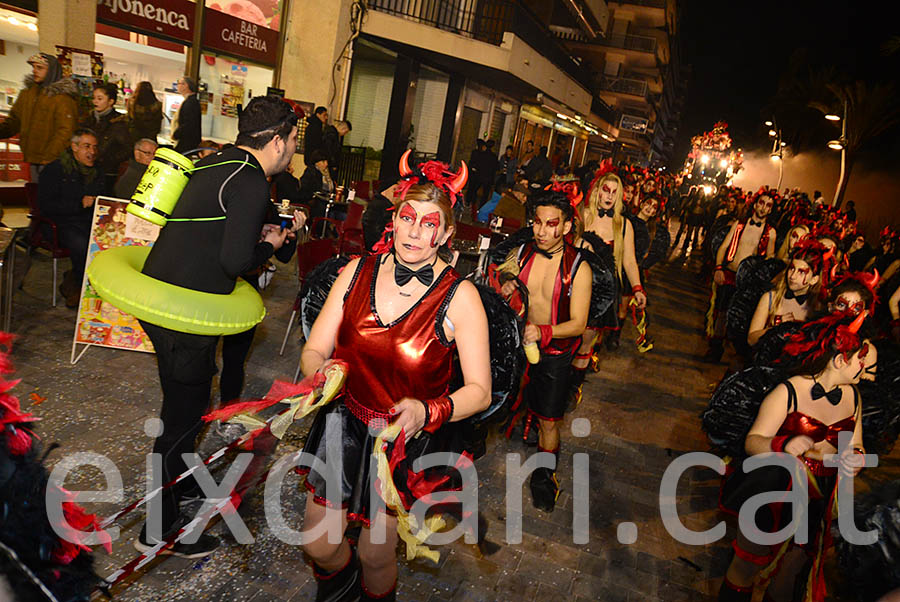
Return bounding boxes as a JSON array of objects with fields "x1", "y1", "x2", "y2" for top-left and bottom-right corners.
[
  {"x1": 422, "y1": 211, "x2": 442, "y2": 247},
  {"x1": 398, "y1": 205, "x2": 417, "y2": 221}
]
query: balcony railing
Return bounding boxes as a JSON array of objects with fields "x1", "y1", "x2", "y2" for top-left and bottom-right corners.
[
  {"x1": 368, "y1": 0, "x2": 593, "y2": 92},
  {"x1": 596, "y1": 33, "x2": 657, "y2": 54},
  {"x1": 599, "y1": 75, "x2": 647, "y2": 98}
]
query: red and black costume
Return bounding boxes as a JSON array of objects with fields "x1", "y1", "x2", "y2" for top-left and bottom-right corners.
[
  {"x1": 719, "y1": 380, "x2": 856, "y2": 602},
  {"x1": 514, "y1": 239, "x2": 585, "y2": 421},
  {"x1": 300, "y1": 253, "x2": 465, "y2": 524},
  {"x1": 707, "y1": 219, "x2": 775, "y2": 358}
]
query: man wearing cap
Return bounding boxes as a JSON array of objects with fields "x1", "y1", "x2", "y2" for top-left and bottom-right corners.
[
  {"x1": 0, "y1": 53, "x2": 78, "y2": 181},
  {"x1": 135, "y1": 96, "x2": 303, "y2": 558}
]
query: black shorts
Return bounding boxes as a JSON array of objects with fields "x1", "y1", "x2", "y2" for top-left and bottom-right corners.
[{"x1": 524, "y1": 349, "x2": 574, "y2": 421}]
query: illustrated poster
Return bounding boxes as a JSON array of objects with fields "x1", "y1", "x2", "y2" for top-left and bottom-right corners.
[{"x1": 72, "y1": 197, "x2": 161, "y2": 361}]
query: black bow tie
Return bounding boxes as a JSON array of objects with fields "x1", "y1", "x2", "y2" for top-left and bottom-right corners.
[
  {"x1": 784, "y1": 289, "x2": 809, "y2": 304},
  {"x1": 394, "y1": 262, "x2": 434, "y2": 287},
  {"x1": 599, "y1": 208, "x2": 615, "y2": 218},
  {"x1": 811, "y1": 382, "x2": 842, "y2": 406},
  {"x1": 749, "y1": 219, "x2": 764, "y2": 228}
]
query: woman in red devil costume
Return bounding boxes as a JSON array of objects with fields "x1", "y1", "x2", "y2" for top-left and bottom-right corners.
[
  {"x1": 718, "y1": 311, "x2": 870, "y2": 602},
  {"x1": 297, "y1": 151, "x2": 491, "y2": 601}
]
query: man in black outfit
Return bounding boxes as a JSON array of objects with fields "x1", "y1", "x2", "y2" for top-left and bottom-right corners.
[
  {"x1": 303, "y1": 105, "x2": 328, "y2": 165},
  {"x1": 136, "y1": 96, "x2": 299, "y2": 558},
  {"x1": 173, "y1": 76, "x2": 201, "y2": 153},
  {"x1": 38, "y1": 128, "x2": 105, "y2": 307}
]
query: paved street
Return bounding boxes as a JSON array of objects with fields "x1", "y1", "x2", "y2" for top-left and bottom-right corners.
[{"x1": 6, "y1": 229, "x2": 899, "y2": 601}]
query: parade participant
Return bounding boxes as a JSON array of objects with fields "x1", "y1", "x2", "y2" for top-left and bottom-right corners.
[
  {"x1": 775, "y1": 224, "x2": 810, "y2": 261},
  {"x1": 718, "y1": 312, "x2": 869, "y2": 602},
  {"x1": 576, "y1": 172, "x2": 645, "y2": 360},
  {"x1": 298, "y1": 154, "x2": 490, "y2": 601},
  {"x1": 747, "y1": 239, "x2": 827, "y2": 346},
  {"x1": 497, "y1": 189, "x2": 591, "y2": 511},
  {"x1": 704, "y1": 192, "x2": 776, "y2": 362},
  {"x1": 134, "y1": 96, "x2": 299, "y2": 558},
  {"x1": 618, "y1": 194, "x2": 669, "y2": 351},
  {"x1": 824, "y1": 271, "x2": 877, "y2": 318}
]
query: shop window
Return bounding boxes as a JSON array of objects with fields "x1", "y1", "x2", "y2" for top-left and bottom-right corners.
[
  {"x1": 199, "y1": 53, "x2": 273, "y2": 143},
  {"x1": 345, "y1": 58, "x2": 395, "y2": 152},
  {"x1": 410, "y1": 67, "x2": 448, "y2": 156}
]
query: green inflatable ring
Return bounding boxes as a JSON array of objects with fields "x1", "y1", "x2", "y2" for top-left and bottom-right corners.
[{"x1": 87, "y1": 245, "x2": 265, "y2": 335}]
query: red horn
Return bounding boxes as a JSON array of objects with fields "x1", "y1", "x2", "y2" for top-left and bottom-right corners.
[
  {"x1": 830, "y1": 263, "x2": 839, "y2": 281},
  {"x1": 848, "y1": 310, "x2": 866, "y2": 334},
  {"x1": 862, "y1": 269, "x2": 880, "y2": 289},
  {"x1": 399, "y1": 149, "x2": 413, "y2": 177},
  {"x1": 448, "y1": 160, "x2": 468, "y2": 194},
  {"x1": 822, "y1": 247, "x2": 835, "y2": 263}
]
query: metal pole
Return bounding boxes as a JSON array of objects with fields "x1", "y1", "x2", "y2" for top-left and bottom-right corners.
[{"x1": 833, "y1": 98, "x2": 848, "y2": 207}]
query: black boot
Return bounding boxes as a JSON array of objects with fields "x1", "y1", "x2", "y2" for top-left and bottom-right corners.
[
  {"x1": 313, "y1": 550, "x2": 360, "y2": 602},
  {"x1": 567, "y1": 366, "x2": 587, "y2": 412},
  {"x1": 604, "y1": 328, "x2": 621, "y2": 351},
  {"x1": 360, "y1": 578, "x2": 396, "y2": 601},
  {"x1": 530, "y1": 449, "x2": 560, "y2": 512},
  {"x1": 717, "y1": 578, "x2": 752, "y2": 602},
  {"x1": 703, "y1": 338, "x2": 724, "y2": 363}
]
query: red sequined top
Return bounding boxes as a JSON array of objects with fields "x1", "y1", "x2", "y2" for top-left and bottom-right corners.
[
  {"x1": 334, "y1": 254, "x2": 463, "y2": 413},
  {"x1": 776, "y1": 381, "x2": 858, "y2": 449}
]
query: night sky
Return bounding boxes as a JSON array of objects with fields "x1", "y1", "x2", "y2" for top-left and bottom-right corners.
[{"x1": 673, "y1": 2, "x2": 900, "y2": 169}]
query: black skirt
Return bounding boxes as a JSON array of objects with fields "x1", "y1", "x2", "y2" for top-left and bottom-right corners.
[
  {"x1": 720, "y1": 459, "x2": 836, "y2": 541},
  {"x1": 299, "y1": 400, "x2": 463, "y2": 526}
]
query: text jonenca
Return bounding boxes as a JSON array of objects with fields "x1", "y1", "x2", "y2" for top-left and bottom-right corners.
[{"x1": 99, "y1": 0, "x2": 189, "y2": 30}]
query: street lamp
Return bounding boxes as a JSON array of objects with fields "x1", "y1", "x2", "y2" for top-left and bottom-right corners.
[
  {"x1": 828, "y1": 98, "x2": 849, "y2": 206},
  {"x1": 824, "y1": 113, "x2": 841, "y2": 121},
  {"x1": 766, "y1": 119, "x2": 785, "y2": 190}
]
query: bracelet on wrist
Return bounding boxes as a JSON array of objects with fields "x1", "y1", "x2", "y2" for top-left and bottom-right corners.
[
  {"x1": 422, "y1": 395, "x2": 454, "y2": 434},
  {"x1": 632, "y1": 284, "x2": 645, "y2": 294}
]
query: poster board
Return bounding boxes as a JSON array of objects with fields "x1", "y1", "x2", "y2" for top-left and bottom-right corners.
[{"x1": 71, "y1": 197, "x2": 161, "y2": 364}]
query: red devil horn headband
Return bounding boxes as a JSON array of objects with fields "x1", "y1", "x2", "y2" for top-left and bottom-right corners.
[
  {"x1": 399, "y1": 149, "x2": 413, "y2": 177},
  {"x1": 862, "y1": 269, "x2": 879, "y2": 289},
  {"x1": 395, "y1": 149, "x2": 468, "y2": 205}
]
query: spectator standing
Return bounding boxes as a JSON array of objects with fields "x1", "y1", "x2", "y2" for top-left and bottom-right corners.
[
  {"x1": 498, "y1": 144, "x2": 517, "y2": 187},
  {"x1": 128, "y1": 81, "x2": 163, "y2": 144},
  {"x1": 173, "y1": 76, "x2": 201, "y2": 153},
  {"x1": 523, "y1": 145, "x2": 552, "y2": 189},
  {"x1": 303, "y1": 105, "x2": 328, "y2": 165},
  {"x1": 82, "y1": 83, "x2": 131, "y2": 193},
  {"x1": 322, "y1": 119, "x2": 351, "y2": 182},
  {"x1": 0, "y1": 53, "x2": 78, "y2": 181},
  {"x1": 518, "y1": 139, "x2": 535, "y2": 173},
  {"x1": 38, "y1": 129, "x2": 104, "y2": 307},
  {"x1": 466, "y1": 139, "x2": 498, "y2": 217},
  {"x1": 114, "y1": 138, "x2": 158, "y2": 198}
]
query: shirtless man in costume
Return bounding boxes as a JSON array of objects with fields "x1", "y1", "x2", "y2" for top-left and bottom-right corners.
[
  {"x1": 705, "y1": 192, "x2": 776, "y2": 362},
  {"x1": 501, "y1": 190, "x2": 592, "y2": 511}
]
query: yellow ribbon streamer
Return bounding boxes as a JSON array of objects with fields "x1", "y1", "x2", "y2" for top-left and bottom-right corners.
[
  {"x1": 628, "y1": 297, "x2": 654, "y2": 353},
  {"x1": 705, "y1": 282, "x2": 718, "y2": 337},
  {"x1": 373, "y1": 423, "x2": 446, "y2": 563},
  {"x1": 227, "y1": 364, "x2": 347, "y2": 440}
]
